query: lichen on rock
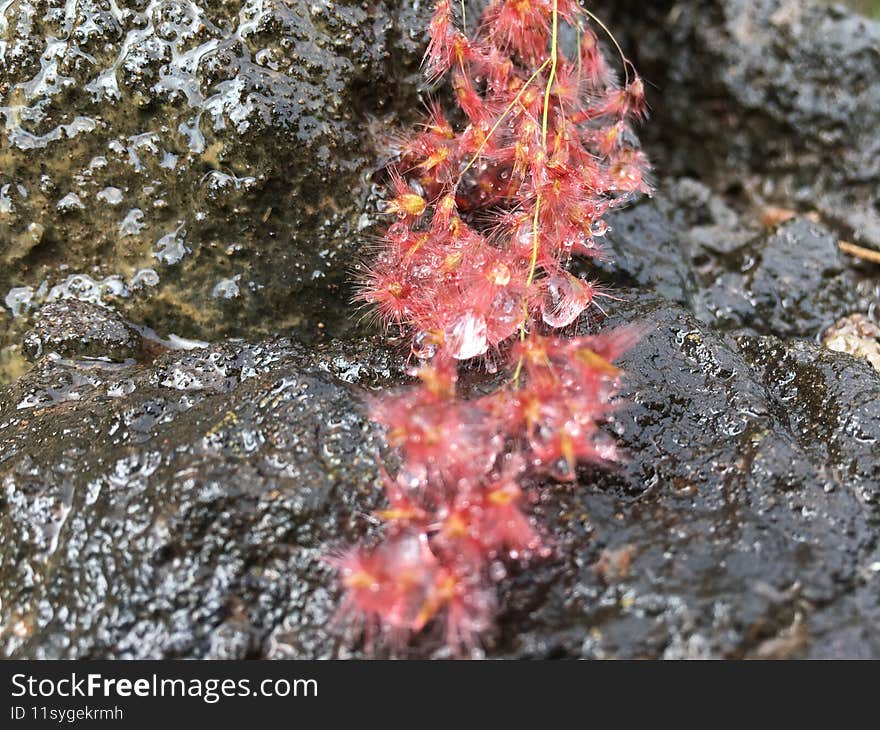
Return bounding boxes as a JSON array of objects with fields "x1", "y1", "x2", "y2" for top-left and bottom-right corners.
[{"x1": 0, "y1": 0, "x2": 430, "y2": 382}]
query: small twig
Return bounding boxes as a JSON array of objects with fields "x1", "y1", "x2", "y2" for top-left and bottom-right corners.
[
  {"x1": 456, "y1": 58, "x2": 550, "y2": 183},
  {"x1": 582, "y1": 7, "x2": 630, "y2": 85},
  {"x1": 840, "y1": 240, "x2": 880, "y2": 265}
]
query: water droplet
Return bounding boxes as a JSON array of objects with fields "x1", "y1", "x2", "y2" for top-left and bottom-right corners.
[
  {"x1": 487, "y1": 291, "x2": 522, "y2": 344},
  {"x1": 490, "y1": 561, "x2": 507, "y2": 581},
  {"x1": 412, "y1": 330, "x2": 443, "y2": 360},
  {"x1": 541, "y1": 274, "x2": 592, "y2": 328},
  {"x1": 213, "y1": 276, "x2": 241, "y2": 299},
  {"x1": 447, "y1": 312, "x2": 488, "y2": 360}
]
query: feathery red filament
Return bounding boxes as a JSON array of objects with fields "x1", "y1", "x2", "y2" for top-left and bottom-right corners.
[{"x1": 335, "y1": 0, "x2": 650, "y2": 655}]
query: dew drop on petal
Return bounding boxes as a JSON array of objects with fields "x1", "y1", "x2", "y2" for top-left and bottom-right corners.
[
  {"x1": 412, "y1": 330, "x2": 442, "y2": 359},
  {"x1": 541, "y1": 274, "x2": 591, "y2": 328},
  {"x1": 590, "y1": 219, "x2": 608, "y2": 237},
  {"x1": 486, "y1": 291, "x2": 522, "y2": 344},
  {"x1": 551, "y1": 457, "x2": 575, "y2": 480},
  {"x1": 447, "y1": 312, "x2": 488, "y2": 360},
  {"x1": 514, "y1": 223, "x2": 533, "y2": 251}
]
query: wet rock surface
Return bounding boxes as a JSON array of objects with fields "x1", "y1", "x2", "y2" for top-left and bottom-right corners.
[
  {"x1": 595, "y1": 0, "x2": 880, "y2": 249},
  {"x1": 22, "y1": 299, "x2": 142, "y2": 363},
  {"x1": 693, "y1": 217, "x2": 860, "y2": 337},
  {"x1": 495, "y1": 295, "x2": 880, "y2": 659},
  {"x1": 2, "y1": 272, "x2": 878, "y2": 658},
  {"x1": 1, "y1": 0, "x2": 880, "y2": 658},
  {"x1": 603, "y1": 185, "x2": 878, "y2": 340},
  {"x1": 0, "y1": 337, "x2": 403, "y2": 659},
  {"x1": 0, "y1": 0, "x2": 430, "y2": 381}
]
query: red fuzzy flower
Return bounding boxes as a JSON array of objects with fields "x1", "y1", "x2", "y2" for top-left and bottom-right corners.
[{"x1": 336, "y1": 0, "x2": 650, "y2": 655}]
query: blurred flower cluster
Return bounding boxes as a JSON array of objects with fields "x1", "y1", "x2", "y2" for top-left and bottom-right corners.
[{"x1": 334, "y1": 0, "x2": 650, "y2": 654}]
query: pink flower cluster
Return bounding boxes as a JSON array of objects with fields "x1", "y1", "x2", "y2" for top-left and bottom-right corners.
[{"x1": 333, "y1": 0, "x2": 649, "y2": 653}]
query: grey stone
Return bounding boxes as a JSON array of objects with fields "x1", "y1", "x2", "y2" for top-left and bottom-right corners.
[{"x1": 22, "y1": 300, "x2": 142, "y2": 363}]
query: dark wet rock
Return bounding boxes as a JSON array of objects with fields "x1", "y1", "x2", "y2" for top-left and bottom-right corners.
[
  {"x1": 0, "y1": 338, "x2": 388, "y2": 659},
  {"x1": 22, "y1": 300, "x2": 142, "y2": 363},
  {"x1": 2, "y1": 296, "x2": 879, "y2": 659},
  {"x1": 599, "y1": 189, "x2": 876, "y2": 340},
  {"x1": 592, "y1": 196, "x2": 698, "y2": 308},
  {"x1": 655, "y1": 177, "x2": 759, "y2": 257},
  {"x1": 493, "y1": 295, "x2": 880, "y2": 659},
  {"x1": 0, "y1": 1, "x2": 431, "y2": 381},
  {"x1": 737, "y1": 332, "x2": 880, "y2": 493},
  {"x1": 693, "y1": 217, "x2": 860, "y2": 337},
  {"x1": 595, "y1": 0, "x2": 880, "y2": 248}
]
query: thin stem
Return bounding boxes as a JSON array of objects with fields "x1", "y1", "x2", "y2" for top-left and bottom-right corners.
[
  {"x1": 460, "y1": 0, "x2": 467, "y2": 32},
  {"x1": 515, "y1": 0, "x2": 560, "y2": 386},
  {"x1": 540, "y1": 0, "x2": 559, "y2": 148},
  {"x1": 512, "y1": 355, "x2": 524, "y2": 384},
  {"x1": 456, "y1": 58, "x2": 551, "y2": 184},
  {"x1": 526, "y1": 192, "x2": 543, "y2": 288},
  {"x1": 576, "y1": 23, "x2": 583, "y2": 90},
  {"x1": 582, "y1": 7, "x2": 630, "y2": 85},
  {"x1": 527, "y1": 1, "x2": 558, "y2": 291},
  {"x1": 512, "y1": 297, "x2": 529, "y2": 385}
]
